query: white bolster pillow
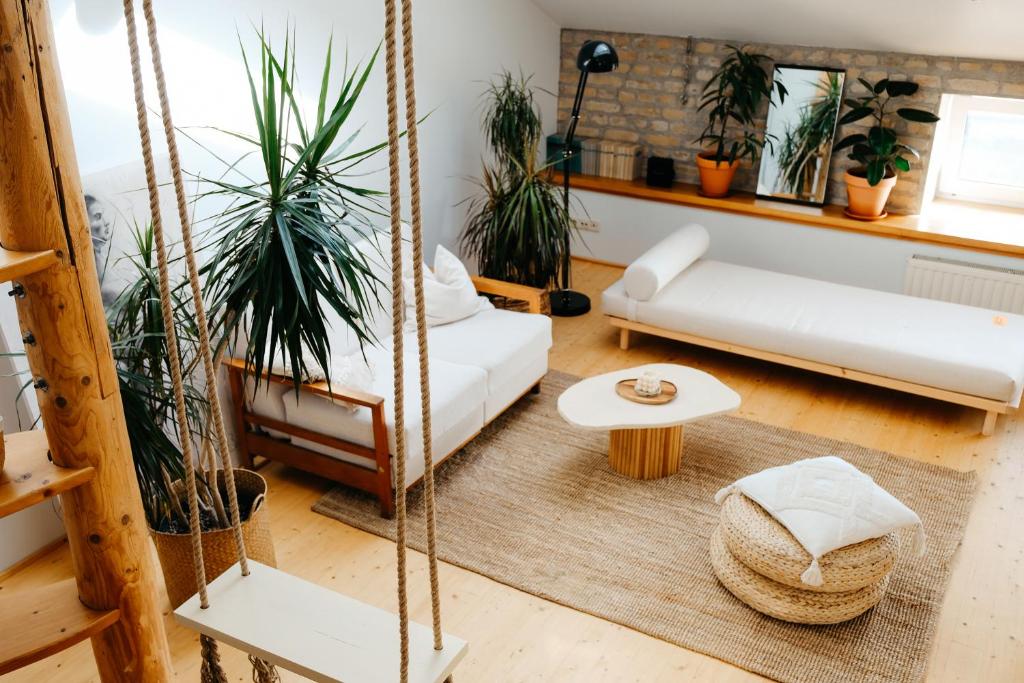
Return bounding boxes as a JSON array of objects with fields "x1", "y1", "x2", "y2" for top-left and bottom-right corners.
[{"x1": 623, "y1": 224, "x2": 710, "y2": 301}]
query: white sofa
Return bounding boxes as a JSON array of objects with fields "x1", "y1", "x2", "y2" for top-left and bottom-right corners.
[
  {"x1": 230, "y1": 234, "x2": 552, "y2": 516},
  {"x1": 603, "y1": 224, "x2": 1024, "y2": 435}
]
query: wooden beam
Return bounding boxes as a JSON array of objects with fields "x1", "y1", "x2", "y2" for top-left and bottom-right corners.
[{"x1": 0, "y1": 2, "x2": 172, "y2": 680}]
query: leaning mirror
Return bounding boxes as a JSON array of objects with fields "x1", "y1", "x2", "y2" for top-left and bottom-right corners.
[{"x1": 757, "y1": 65, "x2": 846, "y2": 206}]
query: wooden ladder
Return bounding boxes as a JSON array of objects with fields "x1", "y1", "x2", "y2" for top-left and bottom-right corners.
[{"x1": 0, "y1": 1, "x2": 173, "y2": 681}]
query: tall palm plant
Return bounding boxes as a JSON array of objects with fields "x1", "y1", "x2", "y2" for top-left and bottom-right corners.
[
  {"x1": 201, "y1": 31, "x2": 388, "y2": 393},
  {"x1": 461, "y1": 71, "x2": 574, "y2": 290}
]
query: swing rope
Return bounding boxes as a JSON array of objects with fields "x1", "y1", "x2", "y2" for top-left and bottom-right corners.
[
  {"x1": 123, "y1": 0, "x2": 447, "y2": 677},
  {"x1": 385, "y1": 0, "x2": 447, "y2": 678}
]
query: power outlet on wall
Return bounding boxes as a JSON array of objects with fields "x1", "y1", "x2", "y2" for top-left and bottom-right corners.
[{"x1": 574, "y1": 217, "x2": 600, "y2": 233}]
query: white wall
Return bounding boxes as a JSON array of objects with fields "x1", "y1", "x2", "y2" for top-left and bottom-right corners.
[
  {"x1": 572, "y1": 190, "x2": 1024, "y2": 293},
  {"x1": 51, "y1": 0, "x2": 561, "y2": 256},
  {"x1": 0, "y1": 0, "x2": 559, "y2": 571}
]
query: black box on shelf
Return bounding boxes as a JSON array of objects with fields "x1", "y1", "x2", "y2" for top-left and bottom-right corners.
[{"x1": 646, "y1": 156, "x2": 675, "y2": 188}]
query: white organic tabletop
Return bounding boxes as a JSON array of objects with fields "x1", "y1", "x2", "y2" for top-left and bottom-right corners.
[{"x1": 557, "y1": 363, "x2": 741, "y2": 431}]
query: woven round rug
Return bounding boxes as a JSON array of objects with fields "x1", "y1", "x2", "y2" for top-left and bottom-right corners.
[
  {"x1": 719, "y1": 492, "x2": 899, "y2": 593},
  {"x1": 710, "y1": 526, "x2": 890, "y2": 625}
]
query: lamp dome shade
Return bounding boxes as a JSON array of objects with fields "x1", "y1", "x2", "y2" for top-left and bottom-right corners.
[
  {"x1": 75, "y1": 0, "x2": 123, "y2": 34},
  {"x1": 576, "y1": 40, "x2": 619, "y2": 73}
]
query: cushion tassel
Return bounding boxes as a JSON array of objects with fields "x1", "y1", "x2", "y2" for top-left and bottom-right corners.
[
  {"x1": 714, "y1": 485, "x2": 736, "y2": 505},
  {"x1": 912, "y1": 524, "x2": 927, "y2": 556},
  {"x1": 800, "y1": 557, "x2": 824, "y2": 587}
]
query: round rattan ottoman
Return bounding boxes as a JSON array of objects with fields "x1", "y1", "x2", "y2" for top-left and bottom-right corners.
[{"x1": 711, "y1": 492, "x2": 898, "y2": 624}]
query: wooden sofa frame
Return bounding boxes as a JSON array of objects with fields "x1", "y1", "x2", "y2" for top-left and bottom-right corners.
[
  {"x1": 227, "y1": 277, "x2": 548, "y2": 518},
  {"x1": 610, "y1": 316, "x2": 1012, "y2": 436}
]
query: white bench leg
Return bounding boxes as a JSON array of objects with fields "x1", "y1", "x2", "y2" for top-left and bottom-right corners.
[
  {"x1": 619, "y1": 327, "x2": 631, "y2": 351},
  {"x1": 982, "y1": 410, "x2": 998, "y2": 436}
]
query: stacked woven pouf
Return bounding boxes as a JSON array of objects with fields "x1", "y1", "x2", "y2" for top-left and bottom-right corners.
[
  {"x1": 711, "y1": 491, "x2": 898, "y2": 624},
  {"x1": 710, "y1": 456, "x2": 925, "y2": 625}
]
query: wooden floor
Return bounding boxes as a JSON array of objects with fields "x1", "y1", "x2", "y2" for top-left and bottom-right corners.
[{"x1": 2, "y1": 259, "x2": 1022, "y2": 682}]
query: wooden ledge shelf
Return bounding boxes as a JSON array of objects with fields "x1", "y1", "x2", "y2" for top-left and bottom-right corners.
[
  {"x1": 0, "y1": 579, "x2": 120, "y2": 675},
  {"x1": 0, "y1": 431, "x2": 95, "y2": 519},
  {"x1": 567, "y1": 173, "x2": 1024, "y2": 260},
  {"x1": 0, "y1": 247, "x2": 58, "y2": 283}
]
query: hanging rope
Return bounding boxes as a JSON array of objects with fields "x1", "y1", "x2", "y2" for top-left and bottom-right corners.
[
  {"x1": 384, "y1": 0, "x2": 449, "y2": 678},
  {"x1": 382, "y1": 0, "x2": 412, "y2": 679},
  {"x1": 399, "y1": 0, "x2": 445, "y2": 652},
  {"x1": 121, "y1": 0, "x2": 275, "y2": 679}
]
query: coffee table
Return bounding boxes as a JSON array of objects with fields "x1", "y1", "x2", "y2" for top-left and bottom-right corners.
[{"x1": 557, "y1": 364, "x2": 741, "y2": 480}]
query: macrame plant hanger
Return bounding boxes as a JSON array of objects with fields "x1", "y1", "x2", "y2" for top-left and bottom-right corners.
[{"x1": 120, "y1": 0, "x2": 465, "y2": 681}]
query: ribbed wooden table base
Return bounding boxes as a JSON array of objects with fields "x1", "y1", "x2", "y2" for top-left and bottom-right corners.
[{"x1": 608, "y1": 425, "x2": 683, "y2": 479}]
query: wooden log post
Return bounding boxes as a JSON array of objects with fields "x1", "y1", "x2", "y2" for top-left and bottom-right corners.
[{"x1": 0, "y1": 1, "x2": 172, "y2": 680}]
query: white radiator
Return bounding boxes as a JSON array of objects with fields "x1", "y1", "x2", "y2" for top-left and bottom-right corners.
[{"x1": 903, "y1": 255, "x2": 1024, "y2": 314}]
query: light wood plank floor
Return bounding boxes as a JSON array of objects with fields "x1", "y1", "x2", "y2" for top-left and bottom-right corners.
[{"x1": 2, "y1": 260, "x2": 1022, "y2": 682}]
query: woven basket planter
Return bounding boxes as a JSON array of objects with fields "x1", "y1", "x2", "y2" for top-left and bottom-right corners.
[{"x1": 151, "y1": 469, "x2": 277, "y2": 609}]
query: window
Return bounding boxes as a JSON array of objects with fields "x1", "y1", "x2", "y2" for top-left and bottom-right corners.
[{"x1": 935, "y1": 95, "x2": 1024, "y2": 208}]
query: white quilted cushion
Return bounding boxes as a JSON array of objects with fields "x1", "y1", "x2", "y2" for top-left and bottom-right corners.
[
  {"x1": 281, "y1": 344, "x2": 487, "y2": 484},
  {"x1": 715, "y1": 456, "x2": 925, "y2": 586},
  {"x1": 401, "y1": 308, "x2": 552, "y2": 393}
]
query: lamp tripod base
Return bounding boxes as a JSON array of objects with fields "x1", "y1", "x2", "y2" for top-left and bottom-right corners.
[{"x1": 550, "y1": 289, "x2": 591, "y2": 317}]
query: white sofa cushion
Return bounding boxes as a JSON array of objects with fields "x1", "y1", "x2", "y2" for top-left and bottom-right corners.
[
  {"x1": 281, "y1": 344, "x2": 487, "y2": 484},
  {"x1": 623, "y1": 223, "x2": 709, "y2": 301},
  {"x1": 714, "y1": 456, "x2": 925, "y2": 587},
  {"x1": 403, "y1": 244, "x2": 493, "y2": 331},
  {"x1": 399, "y1": 308, "x2": 552, "y2": 395},
  {"x1": 603, "y1": 259, "x2": 1024, "y2": 404}
]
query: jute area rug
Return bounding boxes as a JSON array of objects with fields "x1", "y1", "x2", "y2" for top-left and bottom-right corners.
[{"x1": 313, "y1": 371, "x2": 977, "y2": 683}]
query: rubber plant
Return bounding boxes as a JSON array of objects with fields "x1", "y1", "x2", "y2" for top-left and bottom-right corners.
[
  {"x1": 833, "y1": 77, "x2": 940, "y2": 218},
  {"x1": 695, "y1": 45, "x2": 787, "y2": 197},
  {"x1": 775, "y1": 71, "x2": 843, "y2": 200},
  {"x1": 200, "y1": 30, "x2": 387, "y2": 393},
  {"x1": 461, "y1": 71, "x2": 575, "y2": 290}
]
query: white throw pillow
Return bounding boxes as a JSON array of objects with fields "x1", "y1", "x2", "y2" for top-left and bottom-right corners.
[
  {"x1": 403, "y1": 244, "x2": 492, "y2": 331},
  {"x1": 714, "y1": 456, "x2": 926, "y2": 587},
  {"x1": 623, "y1": 223, "x2": 709, "y2": 301}
]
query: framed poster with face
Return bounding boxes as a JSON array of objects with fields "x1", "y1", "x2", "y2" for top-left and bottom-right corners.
[{"x1": 757, "y1": 65, "x2": 846, "y2": 207}]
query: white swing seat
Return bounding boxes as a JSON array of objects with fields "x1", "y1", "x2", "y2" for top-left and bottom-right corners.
[{"x1": 175, "y1": 561, "x2": 467, "y2": 683}]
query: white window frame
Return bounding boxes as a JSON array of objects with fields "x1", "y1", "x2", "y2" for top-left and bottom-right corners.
[{"x1": 936, "y1": 94, "x2": 1024, "y2": 208}]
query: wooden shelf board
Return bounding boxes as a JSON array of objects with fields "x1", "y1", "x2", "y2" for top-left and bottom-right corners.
[
  {"x1": 0, "y1": 431, "x2": 95, "y2": 518},
  {"x1": 566, "y1": 173, "x2": 1024, "y2": 259},
  {"x1": 176, "y1": 560, "x2": 468, "y2": 683},
  {"x1": 0, "y1": 578, "x2": 120, "y2": 675},
  {"x1": 0, "y1": 247, "x2": 58, "y2": 283}
]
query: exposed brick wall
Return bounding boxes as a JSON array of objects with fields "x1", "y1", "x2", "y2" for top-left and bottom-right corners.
[{"x1": 558, "y1": 28, "x2": 1024, "y2": 213}]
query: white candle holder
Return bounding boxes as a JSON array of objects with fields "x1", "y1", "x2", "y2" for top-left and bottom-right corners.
[{"x1": 634, "y1": 370, "x2": 663, "y2": 397}]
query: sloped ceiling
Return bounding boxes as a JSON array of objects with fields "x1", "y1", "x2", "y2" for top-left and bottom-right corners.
[{"x1": 532, "y1": 0, "x2": 1023, "y2": 61}]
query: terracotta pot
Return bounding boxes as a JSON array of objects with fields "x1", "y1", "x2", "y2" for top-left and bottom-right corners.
[
  {"x1": 844, "y1": 169, "x2": 898, "y2": 219},
  {"x1": 151, "y1": 469, "x2": 277, "y2": 608},
  {"x1": 696, "y1": 152, "x2": 740, "y2": 198}
]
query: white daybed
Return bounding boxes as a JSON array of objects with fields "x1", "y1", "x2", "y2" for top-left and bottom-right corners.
[
  {"x1": 228, "y1": 235, "x2": 552, "y2": 517},
  {"x1": 603, "y1": 224, "x2": 1024, "y2": 435}
]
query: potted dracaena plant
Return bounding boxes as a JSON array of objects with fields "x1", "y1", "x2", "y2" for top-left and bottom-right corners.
[
  {"x1": 834, "y1": 77, "x2": 940, "y2": 219},
  {"x1": 106, "y1": 221, "x2": 277, "y2": 610},
  {"x1": 695, "y1": 45, "x2": 787, "y2": 197},
  {"x1": 461, "y1": 71, "x2": 575, "y2": 289}
]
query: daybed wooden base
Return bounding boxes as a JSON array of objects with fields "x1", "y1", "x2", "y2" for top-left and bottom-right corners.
[{"x1": 610, "y1": 316, "x2": 1011, "y2": 436}]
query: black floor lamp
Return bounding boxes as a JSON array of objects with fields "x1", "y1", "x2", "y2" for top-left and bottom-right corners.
[{"x1": 551, "y1": 39, "x2": 619, "y2": 318}]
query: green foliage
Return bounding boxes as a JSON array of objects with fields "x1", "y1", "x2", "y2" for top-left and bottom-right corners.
[
  {"x1": 775, "y1": 72, "x2": 843, "y2": 198},
  {"x1": 834, "y1": 77, "x2": 940, "y2": 186},
  {"x1": 483, "y1": 71, "x2": 543, "y2": 170},
  {"x1": 461, "y1": 70, "x2": 575, "y2": 289},
  {"x1": 696, "y1": 45, "x2": 787, "y2": 164},
  {"x1": 200, "y1": 29, "x2": 387, "y2": 394},
  {"x1": 106, "y1": 222, "x2": 205, "y2": 529}
]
